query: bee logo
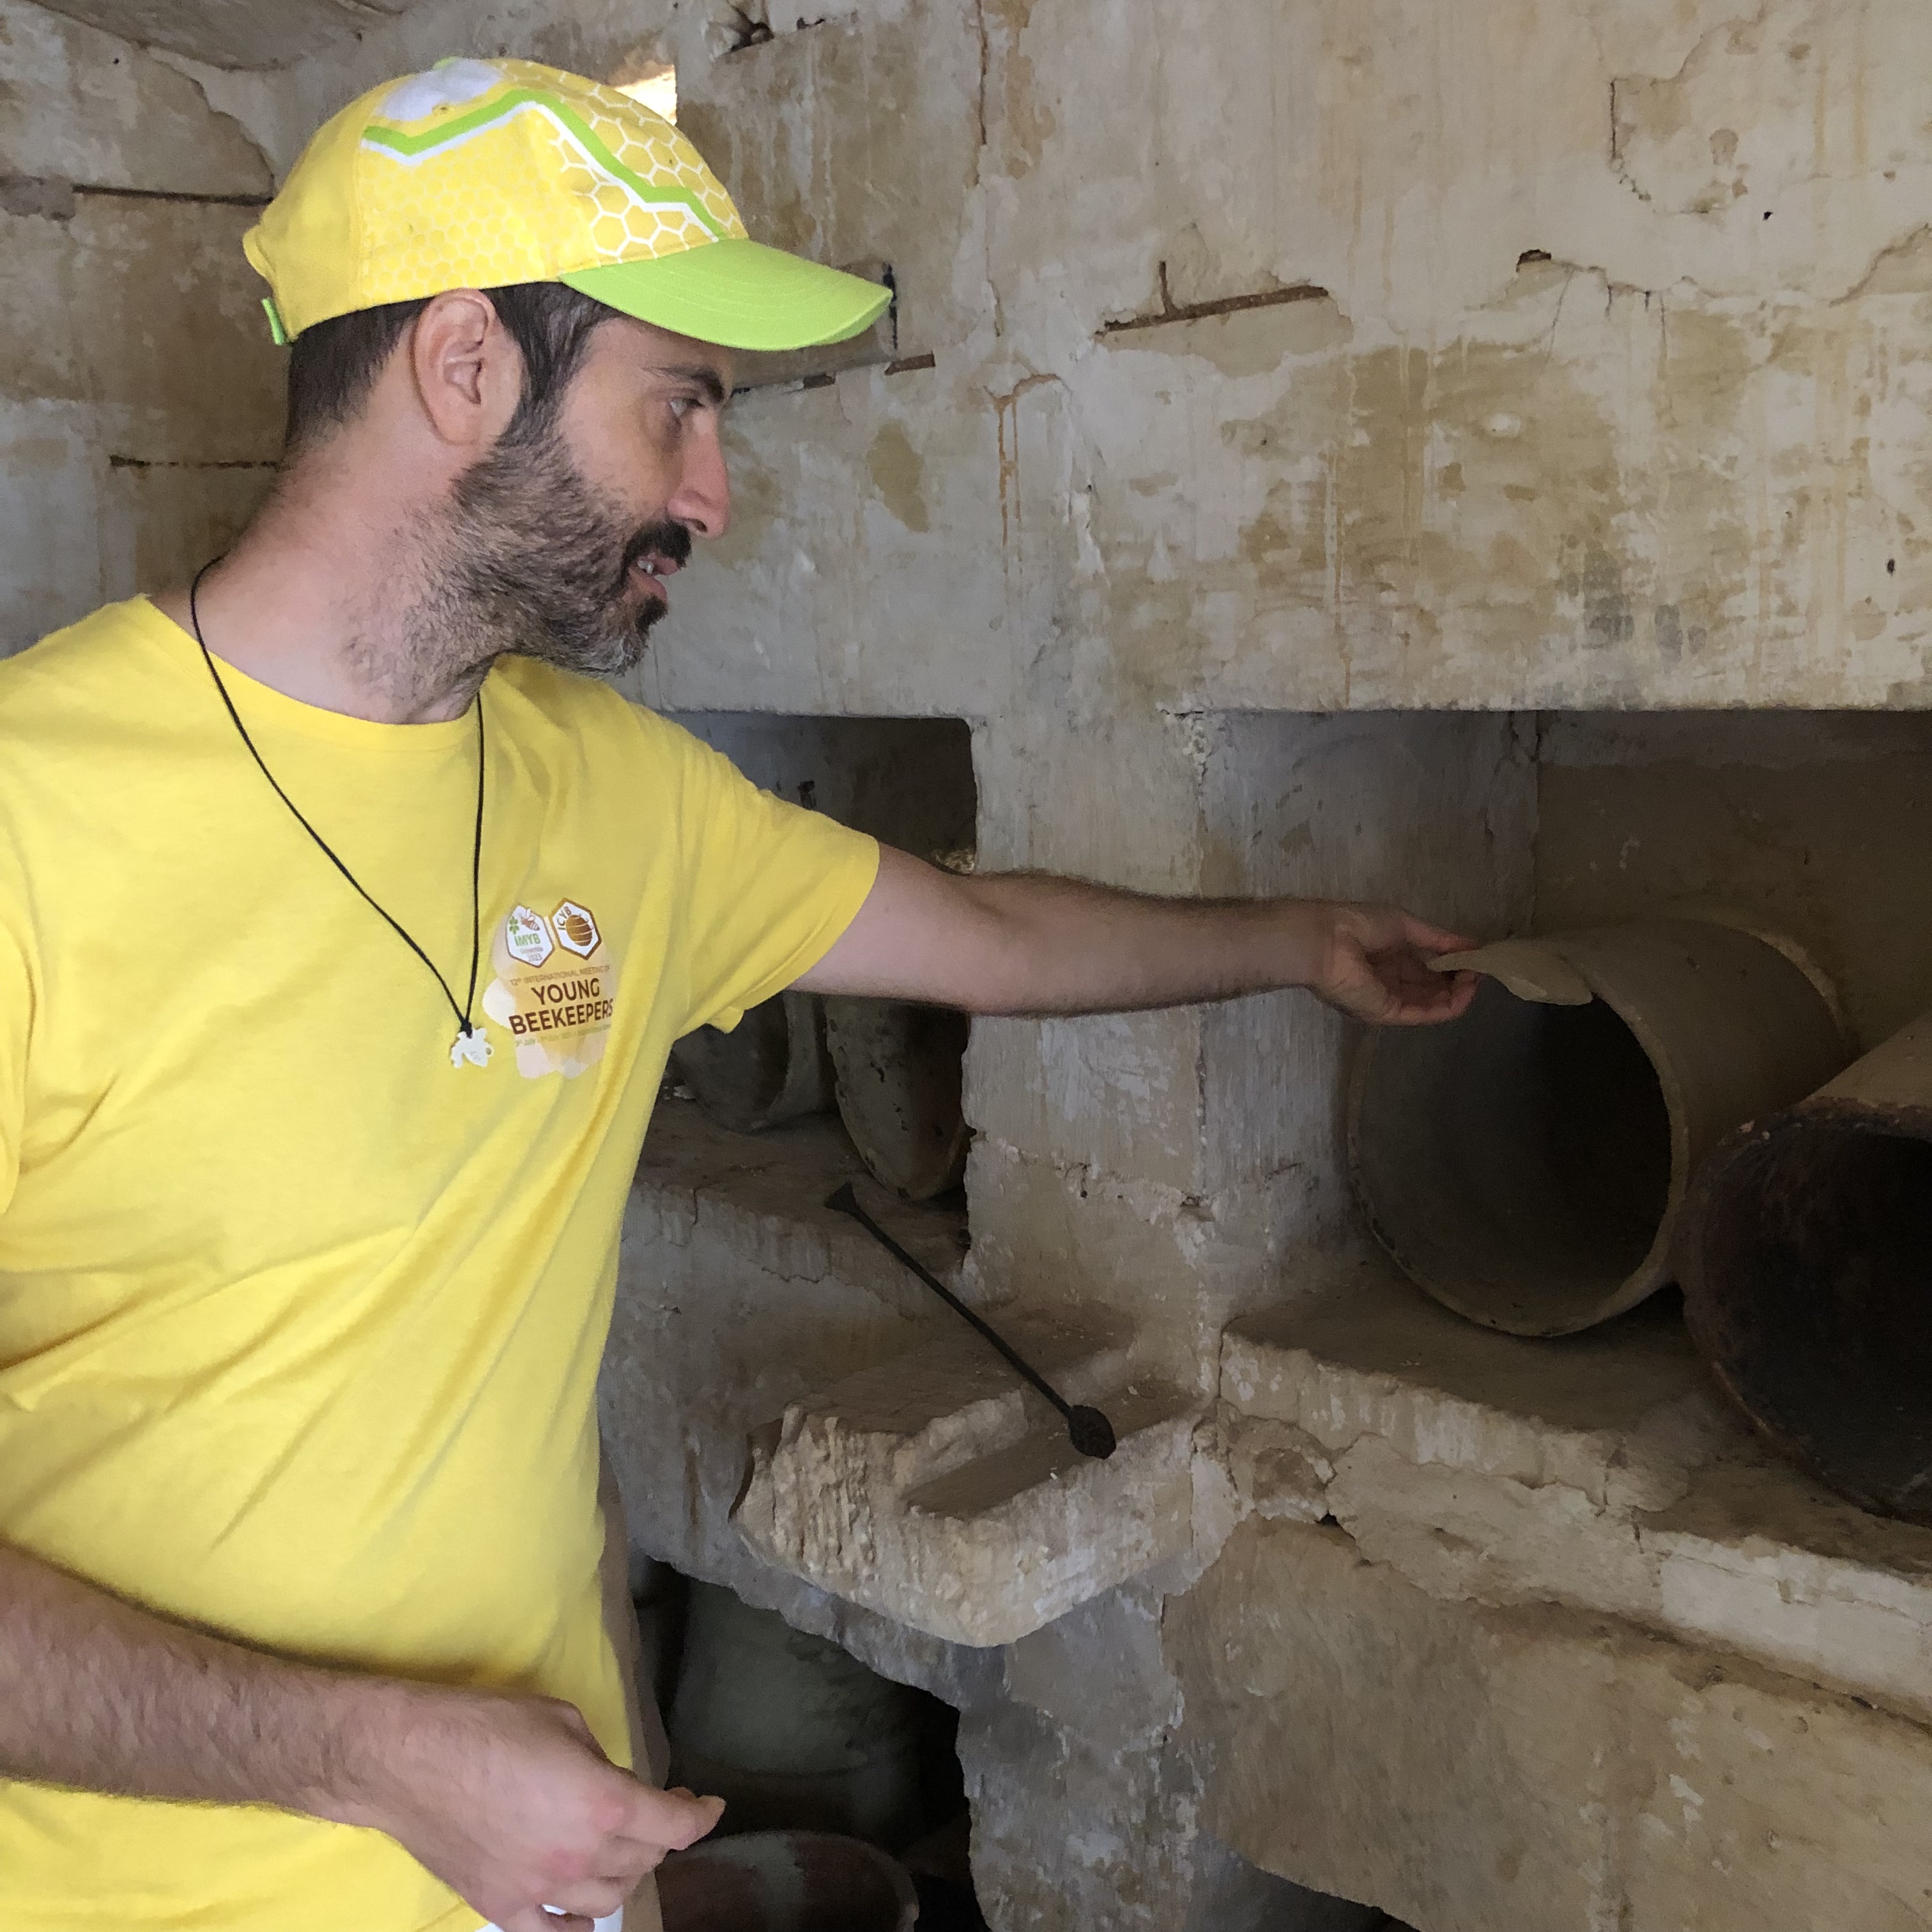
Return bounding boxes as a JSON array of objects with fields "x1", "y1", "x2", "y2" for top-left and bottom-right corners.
[
  {"x1": 553, "y1": 900, "x2": 601, "y2": 958},
  {"x1": 505, "y1": 904, "x2": 554, "y2": 967}
]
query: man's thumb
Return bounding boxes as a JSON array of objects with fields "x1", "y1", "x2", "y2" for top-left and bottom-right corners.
[{"x1": 634, "y1": 1784, "x2": 726, "y2": 1850}]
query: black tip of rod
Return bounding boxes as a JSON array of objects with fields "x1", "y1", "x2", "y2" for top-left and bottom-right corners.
[
  {"x1": 824, "y1": 1182, "x2": 862, "y2": 1216},
  {"x1": 1067, "y1": 1406, "x2": 1117, "y2": 1460}
]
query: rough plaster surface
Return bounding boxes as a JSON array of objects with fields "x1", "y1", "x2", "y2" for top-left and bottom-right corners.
[
  {"x1": 0, "y1": 1, "x2": 280, "y2": 654},
  {"x1": 1169, "y1": 1518, "x2": 1932, "y2": 1932},
  {"x1": 33, "y1": 0, "x2": 434, "y2": 72},
  {"x1": 153, "y1": 0, "x2": 1932, "y2": 713}
]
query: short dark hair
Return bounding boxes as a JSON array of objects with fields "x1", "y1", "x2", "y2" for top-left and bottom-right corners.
[{"x1": 281, "y1": 281, "x2": 615, "y2": 454}]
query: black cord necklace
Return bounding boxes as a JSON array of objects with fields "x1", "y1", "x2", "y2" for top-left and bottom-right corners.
[{"x1": 188, "y1": 560, "x2": 493, "y2": 1070}]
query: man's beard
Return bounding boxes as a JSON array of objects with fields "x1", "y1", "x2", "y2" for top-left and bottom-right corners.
[{"x1": 411, "y1": 413, "x2": 692, "y2": 682}]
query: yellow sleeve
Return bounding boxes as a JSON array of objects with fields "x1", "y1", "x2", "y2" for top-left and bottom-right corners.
[{"x1": 652, "y1": 715, "x2": 880, "y2": 1037}]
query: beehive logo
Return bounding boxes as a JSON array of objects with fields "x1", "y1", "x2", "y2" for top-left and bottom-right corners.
[
  {"x1": 505, "y1": 903, "x2": 555, "y2": 967},
  {"x1": 553, "y1": 900, "x2": 601, "y2": 958}
]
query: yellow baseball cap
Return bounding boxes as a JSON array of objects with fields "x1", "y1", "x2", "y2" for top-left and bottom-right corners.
[{"x1": 243, "y1": 56, "x2": 893, "y2": 351}]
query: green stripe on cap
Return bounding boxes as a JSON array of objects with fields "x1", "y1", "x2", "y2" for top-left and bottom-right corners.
[{"x1": 361, "y1": 89, "x2": 731, "y2": 242}]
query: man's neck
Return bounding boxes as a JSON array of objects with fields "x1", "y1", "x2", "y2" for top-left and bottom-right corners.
[{"x1": 150, "y1": 475, "x2": 487, "y2": 728}]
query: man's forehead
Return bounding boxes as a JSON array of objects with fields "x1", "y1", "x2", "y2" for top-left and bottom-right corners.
[{"x1": 590, "y1": 310, "x2": 734, "y2": 399}]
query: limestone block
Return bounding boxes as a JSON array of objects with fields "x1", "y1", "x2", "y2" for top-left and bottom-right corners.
[
  {"x1": 1169, "y1": 1518, "x2": 1932, "y2": 1932},
  {"x1": 677, "y1": 0, "x2": 981, "y2": 361},
  {"x1": 1195, "y1": 712, "x2": 1538, "y2": 1192},
  {"x1": 962, "y1": 1694, "x2": 1206, "y2": 1932},
  {"x1": 733, "y1": 1312, "x2": 1199, "y2": 1646},
  {"x1": 0, "y1": 199, "x2": 283, "y2": 463},
  {"x1": 1641, "y1": 1457, "x2": 1932, "y2": 1724},
  {"x1": 1214, "y1": 1409, "x2": 1332, "y2": 1524},
  {"x1": 963, "y1": 1137, "x2": 1291, "y2": 1390},
  {"x1": 1326, "y1": 1432, "x2": 1659, "y2": 1624},
  {"x1": 625, "y1": 1100, "x2": 965, "y2": 1309},
  {"x1": 98, "y1": 459, "x2": 276, "y2": 602},
  {"x1": 1223, "y1": 1255, "x2": 1932, "y2": 1729},
  {"x1": 968, "y1": 1008, "x2": 1215, "y2": 1199},
  {"x1": 30, "y1": 0, "x2": 433, "y2": 72},
  {"x1": 0, "y1": 402, "x2": 100, "y2": 656},
  {"x1": 634, "y1": 367, "x2": 1018, "y2": 719},
  {"x1": 0, "y1": 0, "x2": 273, "y2": 194},
  {"x1": 1222, "y1": 1258, "x2": 1728, "y2": 1512},
  {"x1": 1003, "y1": 1583, "x2": 1178, "y2": 1754}
]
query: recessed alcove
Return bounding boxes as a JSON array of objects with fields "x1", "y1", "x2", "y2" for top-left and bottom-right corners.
[{"x1": 663, "y1": 710, "x2": 978, "y2": 1200}]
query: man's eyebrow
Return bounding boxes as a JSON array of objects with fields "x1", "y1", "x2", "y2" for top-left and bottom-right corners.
[{"x1": 653, "y1": 363, "x2": 728, "y2": 408}]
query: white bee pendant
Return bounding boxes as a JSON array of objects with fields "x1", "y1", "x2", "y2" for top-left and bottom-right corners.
[{"x1": 450, "y1": 1027, "x2": 494, "y2": 1069}]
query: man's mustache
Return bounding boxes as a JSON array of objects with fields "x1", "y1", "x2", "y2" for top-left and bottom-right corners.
[{"x1": 618, "y1": 520, "x2": 693, "y2": 583}]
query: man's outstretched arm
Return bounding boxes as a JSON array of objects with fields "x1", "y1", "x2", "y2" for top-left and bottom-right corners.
[
  {"x1": 795, "y1": 847, "x2": 1478, "y2": 1026},
  {"x1": 0, "y1": 1539, "x2": 719, "y2": 1932}
]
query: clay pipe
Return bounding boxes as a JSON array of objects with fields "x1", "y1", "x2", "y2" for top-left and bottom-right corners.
[{"x1": 824, "y1": 1183, "x2": 1117, "y2": 1460}]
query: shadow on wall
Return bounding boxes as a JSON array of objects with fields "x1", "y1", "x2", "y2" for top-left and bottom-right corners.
[
  {"x1": 666, "y1": 712, "x2": 978, "y2": 1204},
  {"x1": 638, "y1": 1563, "x2": 987, "y2": 1930}
]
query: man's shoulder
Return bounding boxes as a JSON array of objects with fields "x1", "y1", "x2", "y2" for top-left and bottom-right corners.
[
  {"x1": 0, "y1": 599, "x2": 160, "y2": 717},
  {"x1": 487, "y1": 659, "x2": 710, "y2": 774},
  {"x1": 0, "y1": 602, "x2": 172, "y2": 814}
]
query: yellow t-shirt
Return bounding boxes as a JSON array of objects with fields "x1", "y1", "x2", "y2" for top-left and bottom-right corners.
[{"x1": 0, "y1": 599, "x2": 878, "y2": 1931}]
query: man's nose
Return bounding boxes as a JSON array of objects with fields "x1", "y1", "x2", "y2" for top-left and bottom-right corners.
[{"x1": 668, "y1": 425, "x2": 731, "y2": 542}]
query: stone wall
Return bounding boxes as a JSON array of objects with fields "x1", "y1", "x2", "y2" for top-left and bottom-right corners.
[{"x1": 0, "y1": 1, "x2": 283, "y2": 655}]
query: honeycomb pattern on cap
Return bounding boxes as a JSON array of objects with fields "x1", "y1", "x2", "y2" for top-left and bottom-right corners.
[
  {"x1": 245, "y1": 54, "x2": 883, "y2": 348},
  {"x1": 305, "y1": 57, "x2": 739, "y2": 319},
  {"x1": 351, "y1": 58, "x2": 745, "y2": 310}
]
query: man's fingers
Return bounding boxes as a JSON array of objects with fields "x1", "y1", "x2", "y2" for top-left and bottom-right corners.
[
  {"x1": 1378, "y1": 974, "x2": 1478, "y2": 1025},
  {"x1": 1403, "y1": 917, "x2": 1477, "y2": 954},
  {"x1": 1332, "y1": 946, "x2": 1479, "y2": 1026},
  {"x1": 635, "y1": 1787, "x2": 725, "y2": 1853},
  {"x1": 495, "y1": 1910, "x2": 591, "y2": 1932},
  {"x1": 542, "y1": 1878, "x2": 631, "y2": 1919},
  {"x1": 610, "y1": 1783, "x2": 726, "y2": 1859}
]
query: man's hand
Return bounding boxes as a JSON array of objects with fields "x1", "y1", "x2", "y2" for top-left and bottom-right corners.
[
  {"x1": 0, "y1": 1539, "x2": 721, "y2": 1928},
  {"x1": 327, "y1": 1682, "x2": 723, "y2": 1932},
  {"x1": 1302, "y1": 901, "x2": 1478, "y2": 1025},
  {"x1": 798, "y1": 846, "x2": 1480, "y2": 1025}
]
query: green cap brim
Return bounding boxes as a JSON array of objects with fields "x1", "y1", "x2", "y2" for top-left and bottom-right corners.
[{"x1": 559, "y1": 238, "x2": 891, "y2": 352}]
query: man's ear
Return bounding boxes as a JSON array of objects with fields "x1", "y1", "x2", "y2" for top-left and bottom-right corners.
[{"x1": 408, "y1": 289, "x2": 523, "y2": 450}]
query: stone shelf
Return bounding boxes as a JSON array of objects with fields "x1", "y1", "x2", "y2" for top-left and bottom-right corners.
[
  {"x1": 615, "y1": 1100, "x2": 1201, "y2": 1655},
  {"x1": 735, "y1": 1310, "x2": 1198, "y2": 1648},
  {"x1": 629, "y1": 1094, "x2": 970, "y2": 1313},
  {"x1": 1221, "y1": 1253, "x2": 1932, "y2": 1722},
  {"x1": 619, "y1": 1107, "x2": 1932, "y2": 1712}
]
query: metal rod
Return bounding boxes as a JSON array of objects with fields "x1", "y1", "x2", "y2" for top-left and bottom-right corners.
[{"x1": 824, "y1": 1183, "x2": 1116, "y2": 1460}]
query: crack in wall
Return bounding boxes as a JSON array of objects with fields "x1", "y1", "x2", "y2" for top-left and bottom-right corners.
[
  {"x1": 0, "y1": 178, "x2": 271, "y2": 218},
  {"x1": 1100, "y1": 263, "x2": 1334, "y2": 337},
  {"x1": 107, "y1": 456, "x2": 277, "y2": 470},
  {"x1": 75, "y1": 182, "x2": 272, "y2": 208}
]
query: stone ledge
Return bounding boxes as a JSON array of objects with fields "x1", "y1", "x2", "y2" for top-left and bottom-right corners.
[
  {"x1": 1170, "y1": 1517, "x2": 1932, "y2": 1932},
  {"x1": 1221, "y1": 1252, "x2": 1932, "y2": 1721},
  {"x1": 734, "y1": 1312, "x2": 1199, "y2": 1647},
  {"x1": 631, "y1": 1096, "x2": 969, "y2": 1317}
]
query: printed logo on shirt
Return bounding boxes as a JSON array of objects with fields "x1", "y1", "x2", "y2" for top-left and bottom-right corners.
[
  {"x1": 553, "y1": 900, "x2": 600, "y2": 958},
  {"x1": 481, "y1": 896, "x2": 617, "y2": 1079},
  {"x1": 505, "y1": 904, "x2": 555, "y2": 967}
]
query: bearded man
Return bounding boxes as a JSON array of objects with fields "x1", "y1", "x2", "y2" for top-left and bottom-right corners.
[{"x1": 0, "y1": 57, "x2": 1475, "y2": 1932}]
